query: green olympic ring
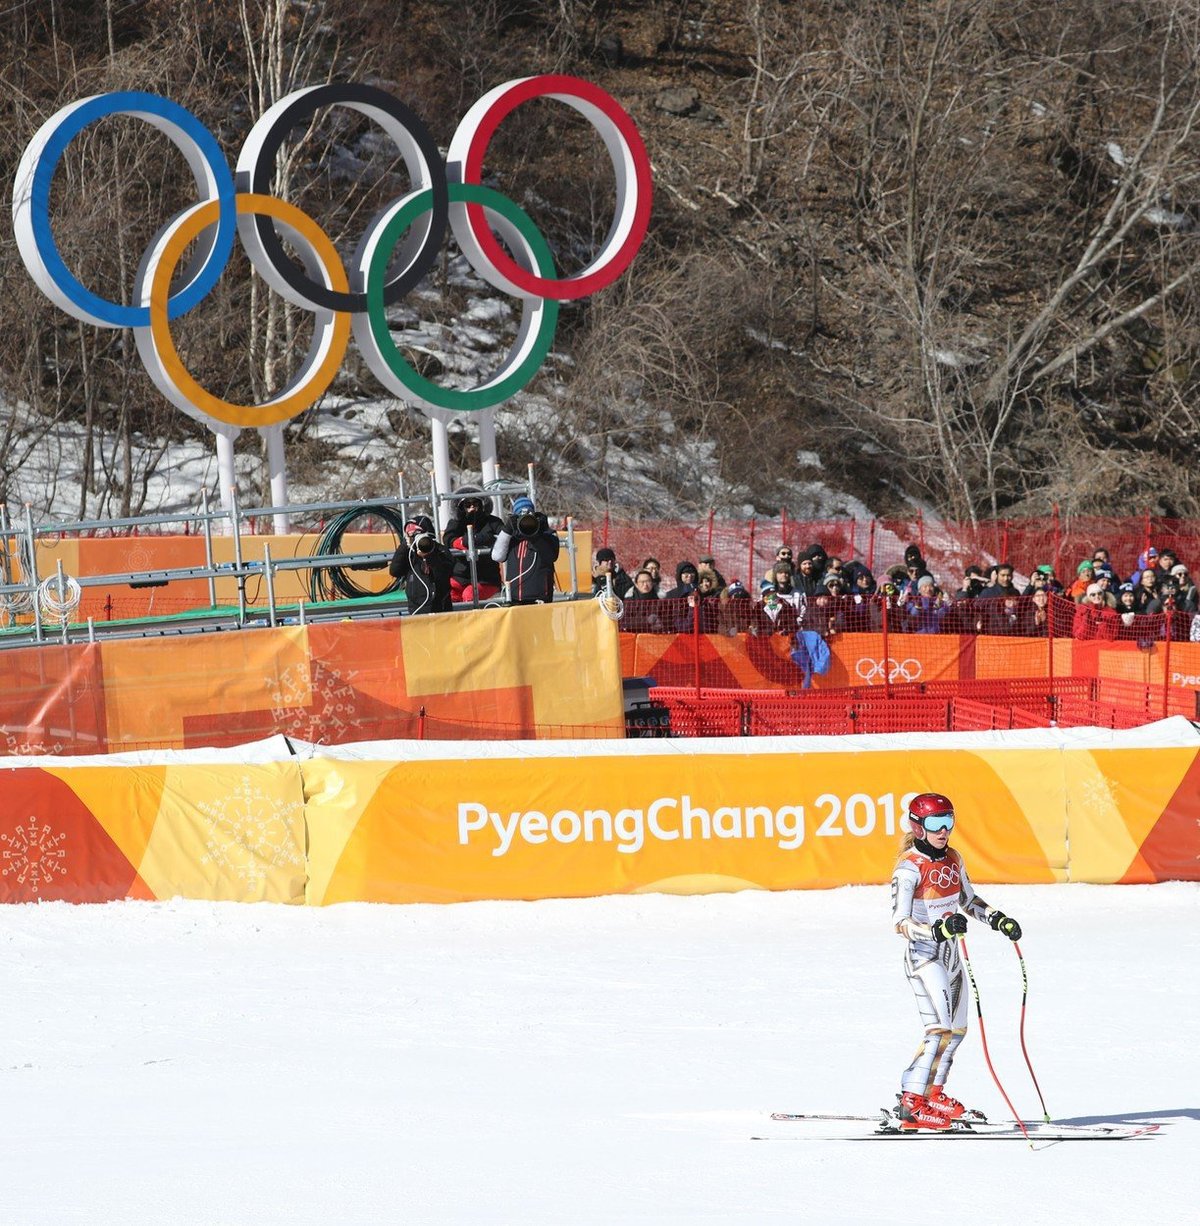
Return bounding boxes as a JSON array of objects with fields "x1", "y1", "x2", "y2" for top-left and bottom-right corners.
[{"x1": 359, "y1": 183, "x2": 559, "y2": 414}]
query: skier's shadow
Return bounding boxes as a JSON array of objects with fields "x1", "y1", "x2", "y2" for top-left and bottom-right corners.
[{"x1": 1056, "y1": 1108, "x2": 1199, "y2": 1126}]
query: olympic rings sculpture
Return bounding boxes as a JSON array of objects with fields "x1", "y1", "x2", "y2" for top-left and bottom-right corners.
[
  {"x1": 854, "y1": 657, "x2": 923, "y2": 684},
  {"x1": 11, "y1": 77, "x2": 652, "y2": 431}
]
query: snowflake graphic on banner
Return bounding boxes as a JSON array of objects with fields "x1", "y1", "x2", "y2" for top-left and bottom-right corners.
[
  {"x1": 267, "y1": 659, "x2": 364, "y2": 741},
  {"x1": 1079, "y1": 771, "x2": 1120, "y2": 820},
  {"x1": 1, "y1": 818, "x2": 68, "y2": 892},
  {"x1": 195, "y1": 777, "x2": 301, "y2": 889}
]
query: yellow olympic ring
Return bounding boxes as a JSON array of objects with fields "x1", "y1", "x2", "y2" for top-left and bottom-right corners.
[{"x1": 140, "y1": 193, "x2": 350, "y2": 429}]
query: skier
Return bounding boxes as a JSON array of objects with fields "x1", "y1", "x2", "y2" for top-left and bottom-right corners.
[{"x1": 890, "y1": 793, "x2": 1023, "y2": 1130}]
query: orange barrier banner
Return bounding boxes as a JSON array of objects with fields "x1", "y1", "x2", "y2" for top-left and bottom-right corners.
[
  {"x1": 303, "y1": 723, "x2": 1200, "y2": 903},
  {"x1": 0, "y1": 744, "x2": 304, "y2": 903},
  {"x1": 622, "y1": 629, "x2": 1200, "y2": 698},
  {"x1": 4, "y1": 723, "x2": 1195, "y2": 904},
  {"x1": 0, "y1": 600, "x2": 624, "y2": 753}
]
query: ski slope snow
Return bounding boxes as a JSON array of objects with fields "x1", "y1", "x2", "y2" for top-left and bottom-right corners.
[{"x1": 2, "y1": 883, "x2": 1197, "y2": 1225}]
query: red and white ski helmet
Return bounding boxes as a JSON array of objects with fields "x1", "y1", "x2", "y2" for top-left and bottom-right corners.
[{"x1": 907, "y1": 792, "x2": 955, "y2": 835}]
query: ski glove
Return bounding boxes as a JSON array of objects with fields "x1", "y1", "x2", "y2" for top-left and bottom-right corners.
[
  {"x1": 932, "y1": 913, "x2": 967, "y2": 942},
  {"x1": 989, "y1": 911, "x2": 1022, "y2": 941}
]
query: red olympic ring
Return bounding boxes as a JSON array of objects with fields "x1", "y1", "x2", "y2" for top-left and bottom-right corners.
[{"x1": 452, "y1": 75, "x2": 653, "y2": 301}]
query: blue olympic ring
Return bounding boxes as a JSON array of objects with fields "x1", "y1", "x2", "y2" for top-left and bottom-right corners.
[{"x1": 26, "y1": 92, "x2": 237, "y2": 328}]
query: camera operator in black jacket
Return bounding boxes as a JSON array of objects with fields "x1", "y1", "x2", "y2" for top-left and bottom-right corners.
[
  {"x1": 491, "y1": 496, "x2": 561, "y2": 604},
  {"x1": 389, "y1": 515, "x2": 453, "y2": 614},
  {"x1": 442, "y1": 486, "x2": 504, "y2": 602}
]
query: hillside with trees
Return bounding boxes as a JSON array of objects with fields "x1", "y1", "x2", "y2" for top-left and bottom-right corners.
[{"x1": 2, "y1": 0, "x2": 1199, "y2": 524}]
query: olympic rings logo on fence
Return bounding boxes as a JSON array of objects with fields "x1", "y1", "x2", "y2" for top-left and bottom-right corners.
[
  {"x1": 927, "y1": 865, "x2": 961, "y2": 890},
  {"x1": 11, "y1": 77, "x2": 652, "y2": 431},
  {"x1": 854, "y1": 657, "x2": 923, "y2": 684}
]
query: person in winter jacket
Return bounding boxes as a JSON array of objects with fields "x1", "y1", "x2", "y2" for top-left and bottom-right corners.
[
  {"x1": 388, "y1": 515, "x2": 453, "y2": 614},
  {"x1": 692, "y1": 568, "x2": 724, "y2": 632},
  {"x1": 621, "y1": 570, "x2": 667, "y2": 633},
  {"x1": 641, "y1": 557, "x2": 665, "y2": 596},
  {"x1": 748, "y1": 582, "x2": 798, "y2": 637},
  {"x1": 491, "y1": 496, "x2": 560, "y2": 605},
  {"x1": 1128, "y1": 548, "x2": 1159, "y2": 588},
  {"x1": 591, "y1": 547, "x2": 634, "y2": 598},
  {"x1": 803, "y1": 541, "x2": 829, "y2": 581},
  {"x1": 1016, "y1": 588, "x2": 1051, "y2": 637},
  {"x1": 1072, "y1": 583, "x2": 1119, "y2": 639},
  {"x1": 1132, "y1": 566, "x2": 1161, "y2": 613},
  {"x1": 1153, "y1": 549, "x2": 1180, "y2": 587},
  {"x1": 1170, "y1": 564, "x2": 1198, "y2": 613},
  {"x1": 793, "y1": 550, "x2": 824, "y2": 599},
  {"x1": 978, "y1": 562, "x2": 1021, "y2": 601},
  {"x1": 1116, "y1": 582, "x2": 1138, "y2": 627},
  {"x1": 1066, "y1": 560, "x2": 1097, "y2": 602},
  {"x1": 764, "y1": 545, "x2": 795, "y2": 587},
  {"x1": 890, "y1": 793, "x2": 1023, "y2": 1131},
  {"x1": 771, "y1": 562, "x2": 803, "y2": 609},
  {"x1": 903, "y1": 575, "x2": 948, "y2": 633},
  {"x1": 698, "y1": 555, "x2": 727, "y2": 589},
  {"x1": 442, "y1": 487, "x2": 504, "y2": 603},
  {"x1": 663, "y1": 561, "x2": 699, "y2": 600},
  {"x1": 841, "y1": 562, "x2": 879, "y2": 631}
]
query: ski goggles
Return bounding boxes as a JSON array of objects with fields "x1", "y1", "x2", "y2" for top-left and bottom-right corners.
[{"x1": 919, "y1": 813, "x2": 955, "y2": 833}]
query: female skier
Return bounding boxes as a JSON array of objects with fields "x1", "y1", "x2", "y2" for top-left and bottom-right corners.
[{"x1": 891, "y1": 793, "x2": 1022, "y2": 1130}]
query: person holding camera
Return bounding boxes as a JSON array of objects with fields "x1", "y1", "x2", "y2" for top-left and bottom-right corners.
[
  {"x1": 442, "y1": 487, "x2": 504, "y2": 603},
  {"x1": 389, "y1": 515, "x2": 453, "y2": 615},
  {"x1": 491, "y1": 496, "x2": 560, "y2": 605}
]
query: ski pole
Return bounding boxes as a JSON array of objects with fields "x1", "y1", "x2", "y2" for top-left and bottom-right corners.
[
  {"x1": 1014, "y1": 941, "x2": 1051, "y2": 1123},
  {"x1": 959, "y1": 936, "x2": 1032, "y2": 1145}
]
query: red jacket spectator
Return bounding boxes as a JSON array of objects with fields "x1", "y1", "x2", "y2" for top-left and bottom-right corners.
[{"x1": 1072, "y1": 585, "x2": 1119, "y2": 640}]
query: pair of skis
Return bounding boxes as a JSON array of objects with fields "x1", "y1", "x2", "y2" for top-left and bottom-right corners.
[{"x1": 755, "y1": 1111, "x2": 1160, "y2": 1142}]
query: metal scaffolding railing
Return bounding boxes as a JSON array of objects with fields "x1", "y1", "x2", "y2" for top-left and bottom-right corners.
[{"x1": 0, "y1": 464, "x2": 581, "y2": 650}]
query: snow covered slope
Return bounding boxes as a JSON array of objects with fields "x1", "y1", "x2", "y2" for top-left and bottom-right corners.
[{"x1": 3, "y1": 884, "x2": 1196, "y2": 1224}]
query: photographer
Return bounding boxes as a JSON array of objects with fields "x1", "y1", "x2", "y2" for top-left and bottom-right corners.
[
  {"x1": 389, "y1": 515, "x2": 452, "y2": 615},
  {"x1": 491, "y1": 496, "x2": 560, "y2": 605},
  {"x1": 442, "y1": 486, "x2": 504, "y2": 603}
]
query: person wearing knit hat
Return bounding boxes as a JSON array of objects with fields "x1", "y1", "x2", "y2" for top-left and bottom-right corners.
[
  {"x1": 492, "y1": 496, "x2": 561, "y2": 605},
  {"x1": 1067, "y1": 560, "x2": 1095, "y2": 603},
  {"x1": 442, "y1": 485, "x2": 506, "y2": 602},
  {"x1": 591, "y1": 547, "x2": 634, "y2": 599},
  {"x1": 1073, "y1": 580, "x2": 1119, "y2": 640},
  {"x1": 1169, "y1": 563, "x2": 1199, "y2": 613}
]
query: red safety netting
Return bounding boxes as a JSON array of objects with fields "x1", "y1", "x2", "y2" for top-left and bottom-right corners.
[
  {"x1": 648, "y1": 674, "x2": 1195, "y2": 738},
  {"x1": 578, "y1": 512, "x2": 1200, "y2": 591},
  {"x1": 617, "y1": 594, "x2": 1199, "y2": 688}
]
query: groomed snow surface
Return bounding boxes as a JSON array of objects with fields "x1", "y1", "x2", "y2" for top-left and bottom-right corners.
[{"x1": 5, "y1": 883, "x2": 1197, "y2": 1225}]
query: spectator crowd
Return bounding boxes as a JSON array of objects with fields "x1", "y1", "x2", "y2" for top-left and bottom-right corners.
[
  {"x1": 387, "y1": 488, "x2": 1200, "y2": 649},
  {"x1": 593, "y1": 540, "x2": 1200, "y2": 642}
]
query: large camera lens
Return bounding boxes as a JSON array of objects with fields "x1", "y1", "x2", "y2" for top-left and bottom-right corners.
[
  {"x1": 413, "y1": 533, "x2": 434, "y2": 556},
  {"x1": 517, "y1": 513, "x2": 539, "y2": 535}
]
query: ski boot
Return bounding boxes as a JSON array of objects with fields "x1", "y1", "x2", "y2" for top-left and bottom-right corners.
[
  {"x1": 896, "y1": 1091, "x2": 951, "y2": 1131},
  {"x1": 926, "y1": 1086, "x2": 986, "y2": 1123}
]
